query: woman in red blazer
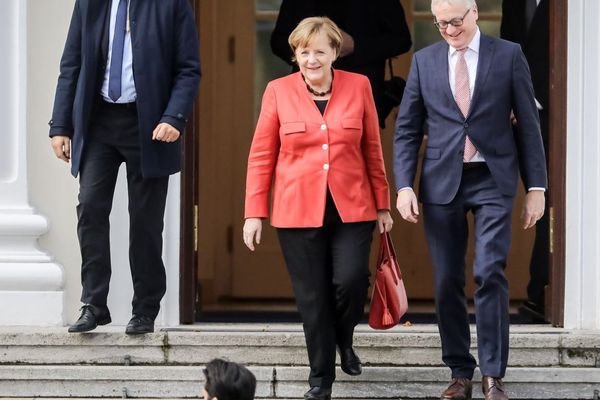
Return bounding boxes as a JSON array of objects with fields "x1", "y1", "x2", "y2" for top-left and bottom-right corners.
[{"x1": 243, "y1": 17, "x2": 393, "y2": 400}]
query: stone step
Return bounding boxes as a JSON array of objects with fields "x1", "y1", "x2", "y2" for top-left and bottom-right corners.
[
  {"x1": 2, "y1": 324, "x2": 599, "y2": 368},
  {"x1": 1, "y1": 365, "x2": 599, "y2": 399}
]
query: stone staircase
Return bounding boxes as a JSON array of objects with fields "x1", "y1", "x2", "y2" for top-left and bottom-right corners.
[{"x1": 1, "y1": 324, "x2": 600, "y2": 399}]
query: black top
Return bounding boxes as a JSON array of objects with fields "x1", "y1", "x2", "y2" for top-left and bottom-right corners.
[
  {"x1": 500, "y1": 0, "x2": 549, "y2": 110},
  {"x1": 271, "y1": 0, "x2": 412, "y2": 125},
  {"x1": 314, "y1": 100, "x2": 328, "y2": 116}
]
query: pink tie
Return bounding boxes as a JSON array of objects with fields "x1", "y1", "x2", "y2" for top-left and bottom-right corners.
[{"x1": 455, "y1": 48, "x2": 477, "y2": 162}]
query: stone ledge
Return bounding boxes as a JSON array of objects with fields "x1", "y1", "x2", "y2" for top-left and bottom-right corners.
[{"x1": 0, "y1": 366, "x2": 598, "y2": 399}]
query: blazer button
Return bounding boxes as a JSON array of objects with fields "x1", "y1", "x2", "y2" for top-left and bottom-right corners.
[
  {"x1": 464, "y1": 122, "x2": 469, "y2": 128},
  {"x1": 323, "y1": 163, "x2": 329, "y2": 170},
  {"x1": 322, "y1": 144, "x2": 328, "y2": 150},
  {"x1": 320, "y1": 124, "x2": 327, "y2": 130},
  {"x1": 177, "y1": 113, "x2": 184, "y2": 119}
]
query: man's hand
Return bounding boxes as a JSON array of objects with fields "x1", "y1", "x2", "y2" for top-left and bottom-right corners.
[
  {"x1": 243, "y1": 218, "x2": 263, "y2": 251},
  {"x1": 396, "y1": 189, "x2": 419, "y2": 224},
  {"x1": 51, "y1": 135, "x2": 71, "y2": 163},
  {"x1": 522, "y1": 190, "x2": 545, "y2": 229},
  {"x1": 152, "y1": 122, "x2": 181, "y2": 142},
  {"x1": 339, "y1": 30, "x2": 355, "y2": 58}
]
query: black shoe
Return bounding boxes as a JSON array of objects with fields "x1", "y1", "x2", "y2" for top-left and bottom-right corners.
[
  {"x1": 338, "y1": 346, "x2": 362, "y2": 376},
  {"x1": 304, "y1": 386, "x2": 332, "y2": 400},
  {"x1": 518, "y1": 300, "x2": 546, "y2": 323},
  {"x1": 125, "y1": 315, "x2": 155, "y2": 335},
  {"x1": 68, "y1": 305, "x2": 111, "y2": 333}
]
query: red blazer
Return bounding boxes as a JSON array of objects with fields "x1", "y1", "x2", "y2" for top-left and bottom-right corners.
[{"x1": 245, "y1": 70, "x2": 390, "y2": 228}]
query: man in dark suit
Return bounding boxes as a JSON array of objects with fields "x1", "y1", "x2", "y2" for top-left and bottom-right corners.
[
  {"x1": 49, "y1": 0, "x2": 201, "y2": 334},
  {"x1": 394, "y1": 1, "x2": 547, "y2": 399},
  {"x1": 501, "y1": 0, "x2": 550, "y2": 322},
  {"x1": 270, "y1": 0, "x2": 412, "y2": 127}
]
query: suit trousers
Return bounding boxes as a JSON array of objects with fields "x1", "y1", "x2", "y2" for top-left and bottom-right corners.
[
  {"x1": 77, "y1": 100, "x2": 169, "y2": 320},
  {"x1": 423, "y1": 164, "x2": 514, "y2": 379},
  {"x1": 277, "y1": 191, "x2": 375, "y2": 388}
]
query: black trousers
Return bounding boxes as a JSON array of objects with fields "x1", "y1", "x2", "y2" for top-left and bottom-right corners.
[
  {"x1": 77, "y1": 100, "x2": 169, "y2": 320},
  {"x1": 277, "y1": 192, "x2": 375, "y2": 388}
]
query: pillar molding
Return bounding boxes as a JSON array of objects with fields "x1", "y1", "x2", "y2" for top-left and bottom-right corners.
[
  {"x1": 565, "y1": 0, "x2": 600, "y2": 329},
  {"x1": 0, "y1": 0, "x2": 64, "y2": 325}
]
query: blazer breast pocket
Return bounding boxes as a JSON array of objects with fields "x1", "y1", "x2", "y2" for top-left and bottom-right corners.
[
  {"x1": 280, "y1": 121, "x2": 306, "y2": 135},
  {"x1": 341, "y1": 118, "x2": 363, "y2": 131}
]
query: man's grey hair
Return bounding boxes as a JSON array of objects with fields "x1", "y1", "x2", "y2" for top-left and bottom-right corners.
[{"x1": 431, "y1": 0, "x2": 476, "y2": 14}]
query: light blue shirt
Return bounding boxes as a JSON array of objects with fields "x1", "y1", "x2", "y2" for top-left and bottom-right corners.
[{"x1": 101, "y1": 0, "x2": 136, "y2": 103}]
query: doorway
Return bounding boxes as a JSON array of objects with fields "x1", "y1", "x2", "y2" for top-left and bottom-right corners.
[{"x1": 183, "y1": 0, "x2": 566, "y2": 325}]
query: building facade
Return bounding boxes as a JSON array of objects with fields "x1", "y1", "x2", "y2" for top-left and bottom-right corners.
[{"x1": 0, "y1": 0, "x2": 598, "y2": 330}]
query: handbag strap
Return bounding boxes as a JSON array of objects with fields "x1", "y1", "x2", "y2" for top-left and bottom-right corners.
[{"x1": 383, "y1": 232, "x2": 403, "y2": 281}]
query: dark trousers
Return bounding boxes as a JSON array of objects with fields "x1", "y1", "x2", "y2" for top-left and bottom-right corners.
[
  {"x1": 423, "y1": 164, "x2": 514, "y2": 379},
  {"x1": 277, "y1": 192, "x2": 375, "y2": 388},
  {"x1": 77, "y1": 100, "x2": 169, "y2": 320}
]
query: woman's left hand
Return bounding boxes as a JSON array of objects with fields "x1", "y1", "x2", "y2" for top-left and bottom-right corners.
[{"x1": 377, "y1": 210, "x2": 393, "y2": 233}]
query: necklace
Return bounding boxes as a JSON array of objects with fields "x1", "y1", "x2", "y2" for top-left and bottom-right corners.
[{"x1": 302, "y1": 69, "x2": 334, "y2": 97}]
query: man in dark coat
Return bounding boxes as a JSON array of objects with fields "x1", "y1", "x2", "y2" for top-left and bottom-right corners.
[
  {"x1": 270, "y1": 0, "x2": 412, "y2": 127},
  {"x1": 49, "y1": 0, "x2": 201, "y2": 334},
  {"x1": 501, "y1": 0, "x2": 550, "y2": 322}
]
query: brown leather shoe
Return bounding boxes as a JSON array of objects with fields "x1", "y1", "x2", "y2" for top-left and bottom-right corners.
[
  {"x1": 482, "y1": 376, "x2": 508, "y2": 400},
  {"x1": 441, "y1": 377, "x2": 472, "y2": 400}
]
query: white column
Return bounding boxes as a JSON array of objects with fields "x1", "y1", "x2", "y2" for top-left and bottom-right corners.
[
  {"x1": 565, "y1": 0, "x2": 600, "y2": 329},
  {"x1": 0, "y1": 1, "x2": 64, "y2": 325}
]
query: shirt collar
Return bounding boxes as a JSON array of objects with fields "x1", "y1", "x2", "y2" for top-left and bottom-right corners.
[{"x1": 448, "y1": 27, "x2": 481, "y2": 56}]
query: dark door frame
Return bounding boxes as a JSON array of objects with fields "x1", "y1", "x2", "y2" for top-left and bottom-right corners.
[
  {"x1": 179, "y1": 0, "x2": 569, "y2": 325},
  {"x1": 179, "y1": 0, "x2": 200, "y2": 324},
  {"x1": 547, "y1": 0, "x2": 567, "y2": 327}
]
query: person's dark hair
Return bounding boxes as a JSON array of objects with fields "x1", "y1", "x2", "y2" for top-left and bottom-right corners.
[{"x1": 203, "y1": 359, "x2": 256, "y2": 400}]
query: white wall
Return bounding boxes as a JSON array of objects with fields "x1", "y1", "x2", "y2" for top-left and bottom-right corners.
[{"x1": 565, "y1": 0, "x2": 600, "y2": 329}]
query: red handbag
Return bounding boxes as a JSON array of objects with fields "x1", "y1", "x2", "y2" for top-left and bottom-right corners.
[{"x1": 368, "y1": 232, "x2": 408, "y2": 330}]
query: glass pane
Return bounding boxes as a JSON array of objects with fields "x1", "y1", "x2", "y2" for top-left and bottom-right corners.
[
  {"x1": 415, "y1": 0, "x2": 501, "y2": 13},
  {"x1": 255, "y1": 20, "x2": 292, "y2": 118},
  {"x1": 477, "y1": 0, "x2": 502, "y2": 13},
  {"x1": 478, "y1": 20, "x2": 500, "y2": 37},
  {"x1": 413, "y1": 20, "x2": 442, "y2": 51},
  {"x1": 414, "y1": 0, "x2": 431, "y2": 13},
  {"x1": 256, "y1": 0, "x2": 282, "y2": 12}
]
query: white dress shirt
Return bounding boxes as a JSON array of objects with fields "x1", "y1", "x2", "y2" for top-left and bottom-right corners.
[{"x1": 101, "y1": 0, "x2": 137, "y2": 103}]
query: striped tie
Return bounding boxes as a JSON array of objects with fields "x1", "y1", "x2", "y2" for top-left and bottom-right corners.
[{"x1": 455, "y1": 48, "x2": 477, "y2": 162}]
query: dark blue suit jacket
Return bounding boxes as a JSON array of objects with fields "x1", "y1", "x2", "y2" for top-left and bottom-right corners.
[
  {"x1": 393, "y1": 34, "x2": 547, "y2": 204},
  {"x1": 49, "y1": 0, "x2": 201, "y2": 178}
]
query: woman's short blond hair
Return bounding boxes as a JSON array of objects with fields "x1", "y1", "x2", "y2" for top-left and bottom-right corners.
[{"x1": 288, "y1": 17, "x2": 342, "y2": 62}]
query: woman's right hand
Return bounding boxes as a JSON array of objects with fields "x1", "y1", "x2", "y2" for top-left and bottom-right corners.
[{"x1": 243, "y1": 218, "x2": 263, "y2": 251}]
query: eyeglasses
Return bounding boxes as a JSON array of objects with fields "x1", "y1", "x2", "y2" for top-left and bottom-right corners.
[{"x1": 433, "y1": 8, "x2": 471, "y2": 30}]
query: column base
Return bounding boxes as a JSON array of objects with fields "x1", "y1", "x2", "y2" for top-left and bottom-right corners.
[{"x1": 0, "y1": 291, "x2": 63, "y2": 325}]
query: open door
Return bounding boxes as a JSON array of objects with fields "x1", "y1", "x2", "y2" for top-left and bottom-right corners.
[{"x1": 182, "y1": 0, "x2": 567, "y2": 323}]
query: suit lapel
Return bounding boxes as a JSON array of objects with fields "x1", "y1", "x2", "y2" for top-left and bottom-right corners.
[
  {"x1": 437, "y1": 42, "x2": 463, "y2": 117},
  {"x1": 469, "y1": 34, "x2": 495, "y2": 117}
]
